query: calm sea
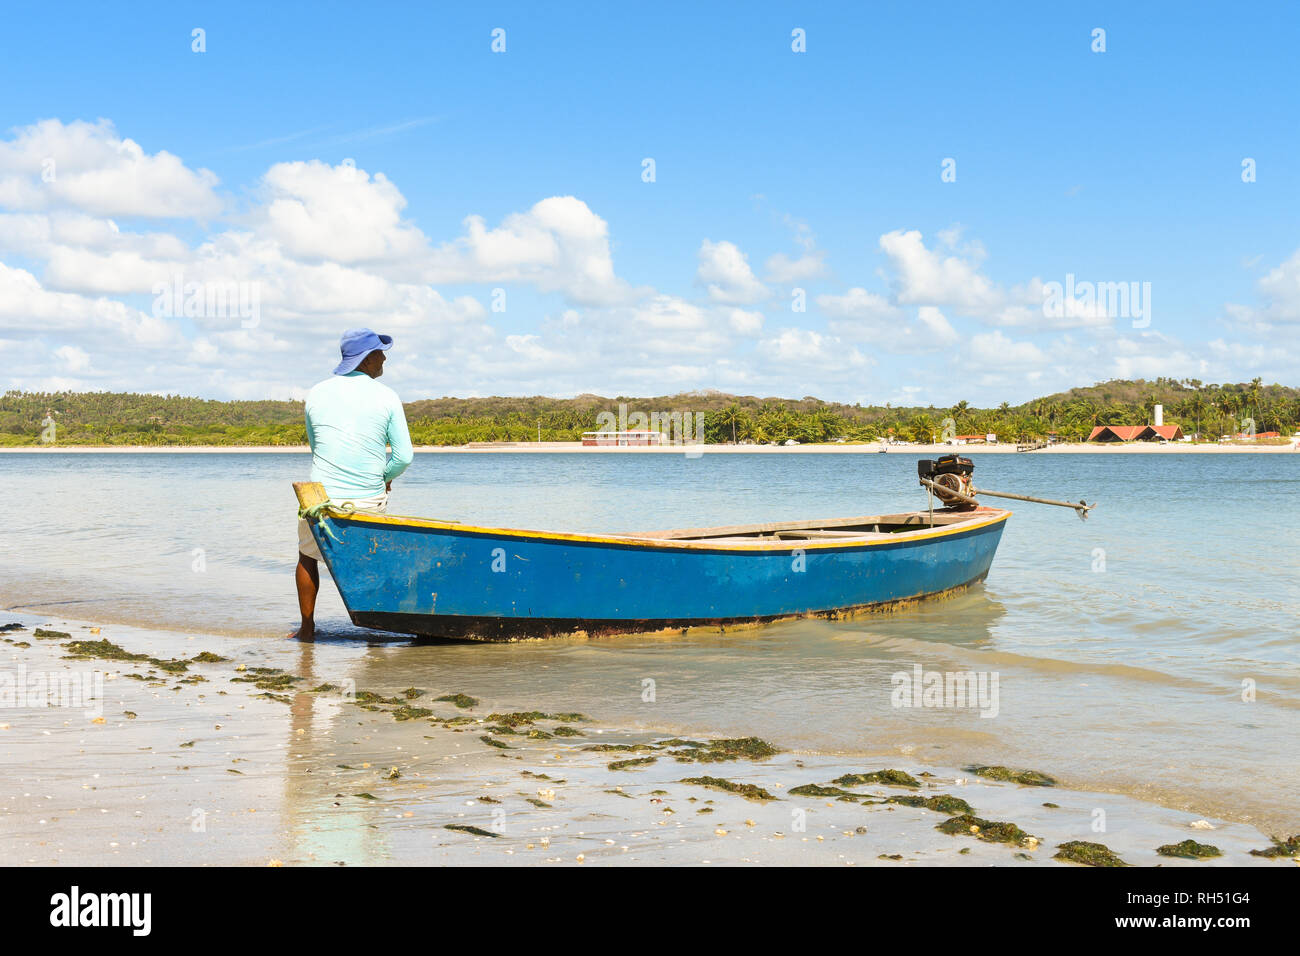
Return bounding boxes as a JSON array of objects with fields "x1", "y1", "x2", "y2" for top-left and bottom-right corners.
[{"x1": 2, "y1": 451, "x2": 1297, "y2": 832}]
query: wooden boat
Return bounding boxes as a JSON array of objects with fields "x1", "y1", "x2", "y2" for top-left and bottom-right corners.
[{"x1": 293, "y1": 480, "x2": 1011, "y2": 642}]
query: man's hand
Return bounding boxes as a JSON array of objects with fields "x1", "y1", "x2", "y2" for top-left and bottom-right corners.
[{"x1": 386, "y1": 481, "x2": 392, "y2": 492}]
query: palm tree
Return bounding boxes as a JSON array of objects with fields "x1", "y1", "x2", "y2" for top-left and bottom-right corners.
[
  {"x1": 716, "y1": 403, "x2": 742, "y2": 443},
  {"x1": 1189, "y1": 391, "x2": 1207, "y2": 440}
]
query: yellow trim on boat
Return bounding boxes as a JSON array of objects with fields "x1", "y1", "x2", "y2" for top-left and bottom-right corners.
[{"x1": 316, "y1": 506, "x2": 1012, "y2": 552}]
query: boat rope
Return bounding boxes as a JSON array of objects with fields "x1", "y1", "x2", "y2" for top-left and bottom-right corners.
[{"x1": 296, "y1": 500, "x2": 342, "y2": 541}]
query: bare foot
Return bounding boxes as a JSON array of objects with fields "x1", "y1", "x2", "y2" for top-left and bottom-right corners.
[{"x1": 288, "y1": 618, "x2": 315, "y2": 641}]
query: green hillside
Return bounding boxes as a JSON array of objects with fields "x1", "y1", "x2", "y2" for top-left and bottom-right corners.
[{"x1": 2, "y1": 377, "x2": 1295, "y2": 446}]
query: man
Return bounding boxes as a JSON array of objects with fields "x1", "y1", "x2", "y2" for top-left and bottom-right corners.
[{"x1": 293, "y1": 328, "x2": 413, "y2": 639}]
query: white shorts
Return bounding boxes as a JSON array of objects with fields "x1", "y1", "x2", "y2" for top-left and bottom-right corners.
[{"x1": 297, "y1": 491, "x2": 389, "y2": 561}]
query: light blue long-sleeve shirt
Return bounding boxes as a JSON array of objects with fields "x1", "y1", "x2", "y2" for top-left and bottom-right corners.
[{"x1": 305, "y1": 372, "x2": 413, "y2": 500}]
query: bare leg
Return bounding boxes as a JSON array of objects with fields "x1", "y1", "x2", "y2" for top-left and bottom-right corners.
[{"x1": 291, "y1": 553, "x2": 319, "y2": 640}]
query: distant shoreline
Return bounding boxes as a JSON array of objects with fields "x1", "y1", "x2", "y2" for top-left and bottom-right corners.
[{"x1": 3, "y1": 441, "x2": 1296, "y2": 454}]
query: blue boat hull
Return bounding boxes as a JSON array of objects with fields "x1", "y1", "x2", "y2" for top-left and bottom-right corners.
[{"x1": 301, "y1": 492, "x2": 1009, "y2": 641}]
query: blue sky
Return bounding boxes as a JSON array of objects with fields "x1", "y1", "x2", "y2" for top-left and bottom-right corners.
[{"x1": 1, "y1": 1, "x2": 1297, "y2": 404}]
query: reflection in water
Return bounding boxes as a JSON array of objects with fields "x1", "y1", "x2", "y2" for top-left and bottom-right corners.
[{"x1": 281, "y1": 639, "x2": 386, "y2": 865}]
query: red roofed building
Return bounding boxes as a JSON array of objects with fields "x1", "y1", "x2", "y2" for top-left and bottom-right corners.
[{"x1": 1088, "y1": 424, "x2": 1184, "y2": 442}]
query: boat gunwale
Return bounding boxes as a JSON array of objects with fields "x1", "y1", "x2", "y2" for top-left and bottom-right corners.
[{"x1": 312, "y1": 504, "x2": 1012, "y2": 552}]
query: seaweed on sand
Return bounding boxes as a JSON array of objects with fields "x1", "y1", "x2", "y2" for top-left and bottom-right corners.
[
  {"x1": 885, "y1": 794, "x2": 973, "y2": 814},
  {"x1": 679, "y1": 776, "x2": 777, "y2": 802},
  {"x1": 64, "y1": 638, "x2": 195, "y2": 674},
  {"x1": 64, "y1": 639, "x2": 148, "y2": 662},
  {"x1": 582, "y1": 736, "x2": 778, "y2": 763},
  {"x1": 832, "y1": 769, "x2": 921, "y2": 788},
  {"x1": 480, "y1": 735, "x2": 512, "y2": 750},
  {"x1": 34, "y1": 628, "x2": 71, "y2": 639},
  {"x1": 936, "y1": 813, "x2": 1033, "y2": 845},
  {"x1": 1156, "y1": 840, "x2": 1222, "y2": 859},
  {"x1": 1054, "y1": 841, "x2": 1129, "y2": 867},
  {"x1": 787, "y1": 784, "x2": 860, "y2": 800},
  {"x1": 668, "y1": 737, "x2": 778, "y2": 763},
  {"x1": 234, "y1": 672, "x2": 303, "y2": 691},
  {"x1": 608, "y1": 756, "x2": 658, "y2": 771},
  {"x1": 392, "y1": 705, "x2": 433, "y2": 721},
  {"x1": 444, "y1": 824, "x2": 500, "y2": 838},
  {"x1": 1249, "y1": 834, "x2": 1300, "y2": 858},
  {"x1": 487, "y1": 711, "x2": 588, "y2": 727},
  {"x1": 351, "y1": 690, "x2": 404, "y2": 706},
  {"x1": 436, "y1": 693, "x2": 479, "y2": 708},
  {"x1": 966, "y1": 765, "x2": 1057, "y2": 787}
]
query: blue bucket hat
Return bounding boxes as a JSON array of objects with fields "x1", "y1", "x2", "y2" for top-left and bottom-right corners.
[{"x1": 333, "y1": 328, "x2": 393, "y2": 375}]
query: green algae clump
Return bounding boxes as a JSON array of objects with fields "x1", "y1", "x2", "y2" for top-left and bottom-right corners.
[
  {"x1": 680, "y1": 776, "x2": 777, "y2": 801},
  {"x1": 608, "y1": 756, "x2": 658, "y2": 771},
  {"x1": 480, "y1": 735, "x2": 511, "y2": 750},
  {"x1": 885, "y1": 794, "x2": 973, "y2": 815},
  {"x1": 34, "y1": 628, "x2": 71, "y2": 639},
  {"x1": 444, "y1": 824, "x2": 500, "y2": 837},
  {"x1": 1249, "y1": 834, "x2": 1300, "y2": 858},
  {"x1": 967, "y1": 765, "x2": 1057, "y2": 787},
  {"x1": 669, "y1": 737, "x2": 778, "y2": 763},
  {"x1": 1054, "y1": 840, "x2": 1129, "y2": 866},
  {"x1": 436, "y1": 693, "x2": 478, "y2": 708},
  {"x1": 833, "y1": 769, "x2": 921, "y2": 788},
  {"x1": 392, "y1": 705, "x2": 433, "y2": 721},
  {"x1": 487, "y1": 711, "x2": 588, "y2": 727},
  {"x1": 936, "y1": 813, "x2": 1032, "y2": 845},
  {"x1": 234, "y1": 672, "x2": 302, "y2": 691},
  {"x1": 1156, "y1": 839, "x2": 1222, "y2": 859},
  {"x1": 788, "y1": 783, "x2": 859, "y2": 799},
  {"x1": 64, "y1": 639, "x2": 148, "y2": 662}
]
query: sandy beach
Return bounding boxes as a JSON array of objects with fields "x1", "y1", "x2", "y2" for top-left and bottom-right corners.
[
  {"x1": 3, "y1": 441, "x2": 1296, "y2": 454},
  {"x1": 1, "y1": 612, "x2": 1293, "y2": 867}
]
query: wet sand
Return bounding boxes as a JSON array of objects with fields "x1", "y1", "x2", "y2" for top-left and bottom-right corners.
[{"x1": 2, "y1": 613, "x2": 1291, "y2": 867}]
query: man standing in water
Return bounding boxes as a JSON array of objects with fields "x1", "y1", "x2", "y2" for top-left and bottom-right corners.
[{"x1": 293, "y1": 328, "x2": 413, "y2": 639}]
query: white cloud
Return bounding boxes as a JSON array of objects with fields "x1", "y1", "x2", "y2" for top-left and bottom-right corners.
[
  {"x1": 764, "y1": 250, "x2": 827, "y2": 283},
  {"x1": 1225, "y1": 248, "x2": 1300, "y2": 329},
  {"x1": 818, "y1": 287, "x2": 898, "y2": 322},
  {"x1": 969, "y1": 330, "x2": 1047, "y2": 368},
  {"x1": 429, "y1": 196, "x2": 642, "y2": 306},
  {"x1": 728, "y1": 308, "x2": 764, "y2": 335},
  {"x1": 992, "y1": 277, "x2": 1113, "y2": 330},
  {"x1": 757, "y1": 327, "x2": 866, "y2": 366},
  {"x1": 697, "y1": 239, "x2": 768, "y2": 304},
  {"x1": 254, "y1": 160, "x2": 431, "y2": 267},
  {"x1": 0, "y1": 119, "x2": 221, "y2": 218},
  {"x1": 879, "y1": 229, "x2": 999, "y2": 312}
]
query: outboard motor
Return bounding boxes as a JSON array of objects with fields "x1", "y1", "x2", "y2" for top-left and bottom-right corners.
[{"x1": 917, "y1": 455, "x2": 975, "y2": 508}]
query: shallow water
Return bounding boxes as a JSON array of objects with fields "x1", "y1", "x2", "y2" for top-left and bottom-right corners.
[{"x1": 2, "y1": 451, "x2": 1297, "y2": 833}]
